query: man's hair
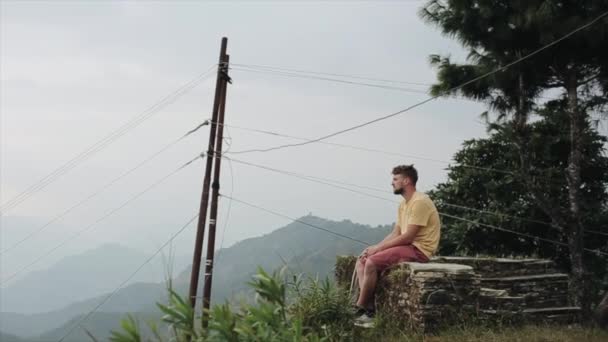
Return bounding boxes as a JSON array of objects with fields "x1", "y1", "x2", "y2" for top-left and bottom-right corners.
[{"x1": 392, "y1": 164, "x2": 418, "y2": 185}]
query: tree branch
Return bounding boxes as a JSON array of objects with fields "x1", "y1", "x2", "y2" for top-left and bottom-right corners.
[{"x1": 578, "y1": 73, "x2": 601, "y2": 87}]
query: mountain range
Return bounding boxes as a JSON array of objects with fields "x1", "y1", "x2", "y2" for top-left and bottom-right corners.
[{"x1": 0, "y1": 215, "x2": 390, "y2": 341}]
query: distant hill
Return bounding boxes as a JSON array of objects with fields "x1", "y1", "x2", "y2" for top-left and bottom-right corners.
[
  {"x1": 3, "y1": 215, "x2": 390, "y2": 341},
  {"x1": 37, "y1": 311, "x2": 164, "y2": 342},
  {"x1": 0, "y1": 331, "x2": 27, "y2": 342},
  {"x1": 1, "y1": 243, "x2": 189, "y2": 315},
  {"x1": 0, "y1": 281, "x2": 167, "y2": 338},
  {"x1": 173, "y1": 215, "x2": 390, "y2": 302}
]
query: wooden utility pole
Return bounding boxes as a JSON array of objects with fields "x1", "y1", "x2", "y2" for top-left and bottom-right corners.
[
  {"x1": 188, "y1": 37, "x2": 228, "y2": 310},
  {"x1": 201, "y1": 53, "x2": 230, "y2": 328}
]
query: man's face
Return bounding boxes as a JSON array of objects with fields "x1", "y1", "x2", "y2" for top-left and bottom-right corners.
[{"x1": 391, "y1": 174, "x2": 408, "y2": 195}]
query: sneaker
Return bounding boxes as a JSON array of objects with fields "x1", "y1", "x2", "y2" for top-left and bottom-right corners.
[
  {"x1": 354, "y1": 310, "x2": 375, "y2": 328},
  {"x1": 351, "y1": 305, "x2": 367, "y2": 316}
]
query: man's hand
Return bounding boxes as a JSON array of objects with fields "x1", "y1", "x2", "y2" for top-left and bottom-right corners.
[
  {"x1": 359, "y1": 248, "x2": 369, "y2": 258},
  {"x1": 359, "y1": 246, "x2": 371, "y2": 258},
  {"x1": 360, "y1": 245, "x2": 381, "y2": 258},
  {"x1": 367, "y1": 245, "x2": 381, "y2": 256}
]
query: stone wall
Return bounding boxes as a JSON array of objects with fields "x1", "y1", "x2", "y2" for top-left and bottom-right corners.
[
  {"x1": 335, "y1": 255, "x2": 581, "y2": 330},
  {"x1": 434, "y1": 256, "x2": 580, "y2": 324},
  {"x1": 375, "y1": 262, "x2": 480, "y2": 331}
]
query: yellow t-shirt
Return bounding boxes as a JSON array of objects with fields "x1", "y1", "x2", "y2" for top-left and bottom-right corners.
[{"x1": 397, "y1": 192, "x2": 441, "y2": 258}]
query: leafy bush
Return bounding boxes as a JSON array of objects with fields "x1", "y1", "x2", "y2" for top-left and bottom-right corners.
[{"x1": 110, "y1": 267, "x2": 335, "y2": 341}]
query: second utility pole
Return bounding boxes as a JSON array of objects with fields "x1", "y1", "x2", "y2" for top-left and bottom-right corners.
[
  {"x1": 201, "y1": 52, "x2": 230, "y2": 328},
  {"x1": 188, "y1": 37, "x2": 228, "y2": 310}
]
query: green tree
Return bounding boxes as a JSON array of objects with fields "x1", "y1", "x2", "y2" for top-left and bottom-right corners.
[
  {"x1": 430, "y1": 105, "x2": 608, "y2": 302},
  {"x1": 420, "y1": 0, "x2": 608, "y2": 315}
]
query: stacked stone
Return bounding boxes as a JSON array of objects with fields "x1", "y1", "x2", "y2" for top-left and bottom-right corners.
[
  {"x1": 375, "y1": 262, "x2": 480, "y2": 331},
  {"x1": 482, "y1": 273, "x2": 569, "y2": 308},
  {"x1": 335, "y1": 255, "x2": 581, "y2": 328},
  {"x1": 334, "y1": 256, "x2": 480, "y2": 332},
  {"x1": 432, "y1": 256, "x2": 557, "y2": 277},
  {"x1": 335, "y1": 255, "x2": 357, "y2": 288},
  {"x1": 478, "y1": 288, "x2": 526, "y2": 311},
  {"x1": 433, "y1": 256, "x2": 580, "y2": 324}
]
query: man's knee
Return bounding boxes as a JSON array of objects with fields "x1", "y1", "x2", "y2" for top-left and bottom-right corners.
[
  {"x1": 364, "y1": 259, "x2": 377, "y2": 274},
  {"x1": 355, "y1": 259, "x2": 363, "y2": 274},
  {"x1": 357, "y1": 256, "x2": 367, "y2": 268}
]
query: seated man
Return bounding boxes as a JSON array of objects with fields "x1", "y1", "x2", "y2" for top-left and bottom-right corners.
[{"x1": 354, "y1": 164, "x2": 441, "y2": 327}]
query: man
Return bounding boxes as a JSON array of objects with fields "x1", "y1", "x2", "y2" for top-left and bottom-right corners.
[{"x1": 354, "y1": 164, "x2": 441, "y2": 327}]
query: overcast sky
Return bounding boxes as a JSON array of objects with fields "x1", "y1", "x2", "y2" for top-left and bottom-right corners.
[{"x1": 0, "y1": 1, "x2": 498, "y2": 282}]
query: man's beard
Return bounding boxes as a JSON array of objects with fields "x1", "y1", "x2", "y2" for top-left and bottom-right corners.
[{"x1": 393, "y1": 187, "x2": 403, "y2": 195}]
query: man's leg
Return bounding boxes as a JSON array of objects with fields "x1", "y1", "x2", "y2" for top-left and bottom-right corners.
[
  {"x1": 356, "y1": 259, "x2": 377, "y2": 309},
  {"x1": 356, "y1": 245, "x2": 426, "y2": 309},
  {"x1": 356, "y1": 257, "x2": 366, "y2": 292}
]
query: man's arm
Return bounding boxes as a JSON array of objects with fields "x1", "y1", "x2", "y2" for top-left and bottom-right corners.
[
  {"x1": 375, "y1": 224, "x2": 421, "y2": 252},
  {"x1": 361, "y1": 224, "x2": 400, "y2": 256},
  {"x1": 380, "y1": 224, "x2": 400, "y2": 244},
  {"x1": 371, "y1": 201, "x2": 431, "y2": 253}
]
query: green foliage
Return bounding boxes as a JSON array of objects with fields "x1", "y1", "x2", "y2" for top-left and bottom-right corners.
[
  {"x1": 109, "y1": 315, "x2": 142, "y2": 342},
  {"x1": 430, "y1": 109, "x2": 608, "y2": 295},
  {"x1": 110, "y1": 266, "x2": 608, "y2": 340},
  {"x1": 420, "y1": 2, "x2": 608, "y2": 310},
  {"x1": 205, "y1": 304, "x2": 238, "y2": 341},
  {"x1": 247, "y1": 267, "x2": 286, "y2": 311},
  {"x1": 157, "y1": 289, "x2": 197, "y2": 341},
  {"x1": 111, "y1": 268, "x2": 330, "y2": 342},
  {"x1": 289, "y1": 275, "x2": 354, "y2": 339}
]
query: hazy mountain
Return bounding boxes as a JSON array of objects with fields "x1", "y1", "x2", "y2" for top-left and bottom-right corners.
[
  {"x1": 0, "y1": 331, "x2": 27, "y2": 342},
  {"x1": 1, "y1": 243, "x2": 190, "y2": 314},
  {"x1": 0, "y1": 216, "x2": 81, "y2": 281},
  {"x1": 174, "y1": 215, "x2": 390, "y2": 302},
  {"x1": 0, "y1": 281, "x2": 167, "y2": 338},
  {"x1": 2, "y1": 215, "x2": 390, "y2": 340},
  {"x1": 37, "y1": 311, "x2": 164, "y2": 342}
]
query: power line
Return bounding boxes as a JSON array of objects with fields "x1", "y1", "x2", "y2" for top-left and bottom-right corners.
[
  {"x1": 0, "y1": 70, "x2": 213, "y2": 213},
  {"x1": 217, "y1": 129, "x2": 235, "y2": 261},
  {"x1": 222, "y1": 192, "x2": 607, "y2": 257},
  {"x1": 219, "y1": 194, "x2": 371, "y2": 247},
  {"x1": 0, "y1": 121, "x2": 210, "y2": 256},
  {"x1": 0, "y1": 155, "x2": 202, "y2": 286},
  {"x1": 217, "y1": 121, "x2": 515, "y2": 175},
  {"x1": 56, "y1": 213, "x2": 200, "y2": 342},
  {"x1": 436, "y1": 202, "x2": 608, "y2": 238},
  {"x1": 214, "y1": 118, "x2": 588, "y2": 195},
  {"x1": 225, "y1": 156, "x2": 608, "y2": 237},
  {"x1": 226, "y1": 157, "x2": 394, "y2": 200},
  {"x1": 218, "y1": 120, "x2": 586, "y2": 192},
  {"x1": 438, "y1": 212, "x2": 607, "y2": 257},
  {"x1": 228, "y1": 11, "x2": 608, "y2": 155},
  {"x1": 437, "y1": 212, "x2": 570, "y2": 247},
  {"x1": 234, "y1": 63, "x2": 558, "y2": 101},
  {"x1": 231, "y1": 63, "x2": 432, "y2": 87},
  {"x1": 230, "y1": 66, "x2": 430, "y2": 94},
  {"x1": 0, "y1": 65, "x2": 216, "y2": 214},
  {"x1": 224, "y1": 156, "x2": 607, "y2": 256}
]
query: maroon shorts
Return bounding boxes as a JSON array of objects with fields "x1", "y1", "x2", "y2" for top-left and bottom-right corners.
[{"x1": 358, "y1": 245, "x2": 429, "y2": 272}]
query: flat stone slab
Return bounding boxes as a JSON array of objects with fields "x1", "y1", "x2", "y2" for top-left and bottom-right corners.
[
  {"x1": 432, "y1": 256, "x2": 557, "y2": 277},
  {"x1": 404, "y1": 262, "x2": 475, "y2": 274},
  {"x1": 523, "y1": 306, "x2": 581, "y2": 314},
  {"x1": 483, "y1": 273, "x2": 568, "y2": 282},
  {"x1": 434, "y1": 256, "x2": 543, "y2": 263},
  {"x1": 480, "y1": 288, "x2": 509, "y2": 297}
]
